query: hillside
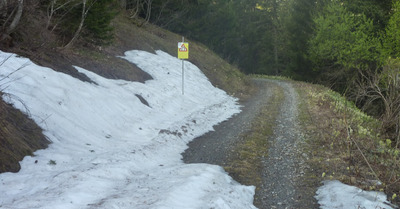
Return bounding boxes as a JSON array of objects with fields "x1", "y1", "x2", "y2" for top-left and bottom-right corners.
[
  {"x1": 6, "y1": 12, "x2": 251, "y2": 96},
  {"x1": 1, "y1": 8, "x2": 398, "y2": 208},
  {"x1": 0, "y1": 12, "x2": 252, "y2": 174}
]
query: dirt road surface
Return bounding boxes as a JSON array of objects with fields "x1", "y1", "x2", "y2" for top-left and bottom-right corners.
[{"x1": 182, "y1": 79, "x2": 319, "y2": 209}]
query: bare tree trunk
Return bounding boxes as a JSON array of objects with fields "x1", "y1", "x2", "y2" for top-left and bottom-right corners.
[
  {"x1": 64, "y1": 0, "x2": 92, "y2": 48},
  {"x1": 0, "y1": 0, "x2": 8, "y2": 18},
  {"x1": 129, "y1": 0, "x2": 141, "y2": 18},
  {"x1": 47, "y1": 0, "x2": 81, "y2": 31},
  {"x1": 46, "y1": 0, "x2": 56, "y2": 29},
  {"x1": 273, "y1": 27, "x2": 278, "y2": 75},
  {"x1": 6, "y1": 0, "x2": 23, "y2": 34},
  {"x1": 272, "y1": 0, "x2": 279, "y2": 75},
  {"x1": 145, "y1": 0, "x2": 152, "y2": 23},
  {"x1": 136, "y1": 0, "x2": 152, "y2": 26}
]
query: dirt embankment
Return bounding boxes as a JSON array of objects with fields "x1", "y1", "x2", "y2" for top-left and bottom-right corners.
[{"x1": 0, "y1": 93, "x2": 50, "y2": 173}]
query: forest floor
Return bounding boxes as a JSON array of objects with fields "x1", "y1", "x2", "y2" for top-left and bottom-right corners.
[{"x1": 183, "y1": 78, "x2": 320, "y2": 209}]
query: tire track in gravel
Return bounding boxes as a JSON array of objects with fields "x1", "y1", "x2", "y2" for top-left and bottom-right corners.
[
  {"x1": 182, "y1": 79, "x2": 274, "y2": 167},
  {"x1": 258, "y1": 80, "x2": 318, "y2": 209},
  {"x1": 182, "y1": 79, "x2": 318, "y2": 209}
]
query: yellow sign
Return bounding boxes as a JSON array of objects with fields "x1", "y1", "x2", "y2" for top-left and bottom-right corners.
[{"x1": 178, "y1": 42, "x2": 189, "y2": 59}]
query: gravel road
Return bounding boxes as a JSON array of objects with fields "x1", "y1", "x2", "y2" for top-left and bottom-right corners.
[
  {"x1": 182, "y1": 79, "x2": 319, "y2": 209},
  {"x1": 182, "y1": 79, "x2": 274, "y2": 166}
]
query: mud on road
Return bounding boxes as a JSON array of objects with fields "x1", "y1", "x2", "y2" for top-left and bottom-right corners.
[{"x1": 182, "y1": 79, "x2": 319, "y2": 209}]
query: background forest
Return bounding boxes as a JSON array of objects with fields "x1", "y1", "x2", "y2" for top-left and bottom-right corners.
[
  {"x1": 0, "y1": 0, "x2": 399, "y2": 182},
  {"x1": 142, "y1": 0, "x2": 399, "y2": 147}
]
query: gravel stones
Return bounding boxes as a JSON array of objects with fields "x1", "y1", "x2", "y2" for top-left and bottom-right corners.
[{"x1": 183, "y1": 79, "x2": 319, "y2": 209}]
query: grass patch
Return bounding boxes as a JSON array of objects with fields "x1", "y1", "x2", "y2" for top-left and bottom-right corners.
[
  {"x1": 48, "y1": 160, "x2": 56, "y2": 165},
  {"x1": 224, "y1": 84, "x2": 285, "y2": 206},
  {"x1": 105, "y1": 13, "x2": 255, "y2": 100},
  {"x1": 250, "y1": 74, "x2": 292, "y2": 81},
  {"x1": 107, "y1": 13, "x2": 255, "y2": 99}
]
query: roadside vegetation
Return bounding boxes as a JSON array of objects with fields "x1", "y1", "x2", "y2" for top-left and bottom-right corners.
[
  {"x1": 295, "y1": 81, "x2": 400, "y2": 206},
  {"x1": 225, "y1": 75, "x2": 399, "y2": 207}
]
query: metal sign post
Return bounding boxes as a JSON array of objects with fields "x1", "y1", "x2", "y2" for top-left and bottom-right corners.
[
  {"x1": 182, "y1": 58, "x2": 184, "y2": 95},
  {"x1": 182, "y1": 37, "x2": 184, "y2": 95},
  {"x1": 178, "y1": 36, "x2": 189, "y2": 95}
]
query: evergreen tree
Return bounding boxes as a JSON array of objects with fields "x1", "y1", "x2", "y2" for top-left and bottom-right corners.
[
  {"x1": 308, "y1": 1, "x2": 382, "y2": 90},
  {"x1": 56, "y1": 0, "x2": 117, "y2": 46},
  {"x1": 282, "y1": 0, "x2": 317, "y2": 80},
  {"x1": 309, "y1": 2, "x2": 381, "y2": 71},
  {"x1": 383, "y1": 1, "x2": 400, "y2": 58},
  {"x1": 84, "y1": 0, "x2": 117, "y2": 44},
  {"x1": 341, "y1": 0, "x2": 392, "y2": 31}
]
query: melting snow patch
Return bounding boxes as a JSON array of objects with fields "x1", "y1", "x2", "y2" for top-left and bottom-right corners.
[
  {"x1": 316, "y1": 180, "x2": 394, "y2": 209},
  {"x1": 0, "y1": 50, "x2": 255, "y2": 209}
]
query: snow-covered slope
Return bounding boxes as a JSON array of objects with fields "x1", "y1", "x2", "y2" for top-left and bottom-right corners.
[
  {"x1": 1, "y1": 50, "x2": 395, "y2": 209},
  {"x1": 0, "y1": 50, "x2": 256, "y2": 209}
]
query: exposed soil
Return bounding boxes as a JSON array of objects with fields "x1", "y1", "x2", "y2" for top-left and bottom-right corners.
[
  {"x1": 0, "y1": 93, "x2": 50, "y2": 173},
  {"x1": 183, "y1": 79, "x2": 319, "y2": 209}
]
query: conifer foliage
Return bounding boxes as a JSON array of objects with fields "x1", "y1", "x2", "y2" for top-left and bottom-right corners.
[
  {"x1": 83, "y1": 0, "x2": 116, "y2": 44},
  {"x1": 46, "y1": 0, "x2": 117, "y2": 46},
  {"x1": 144, "y1": 0, "x2": 400, "y2": 148}
]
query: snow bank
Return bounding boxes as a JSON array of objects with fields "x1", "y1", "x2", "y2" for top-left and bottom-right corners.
[
  {"x1": 0, "y1": 50, "x2": 256, "y2": 209},
  {"x1": 316, "y1": 180, "x2": 394, "y2": 209}
]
